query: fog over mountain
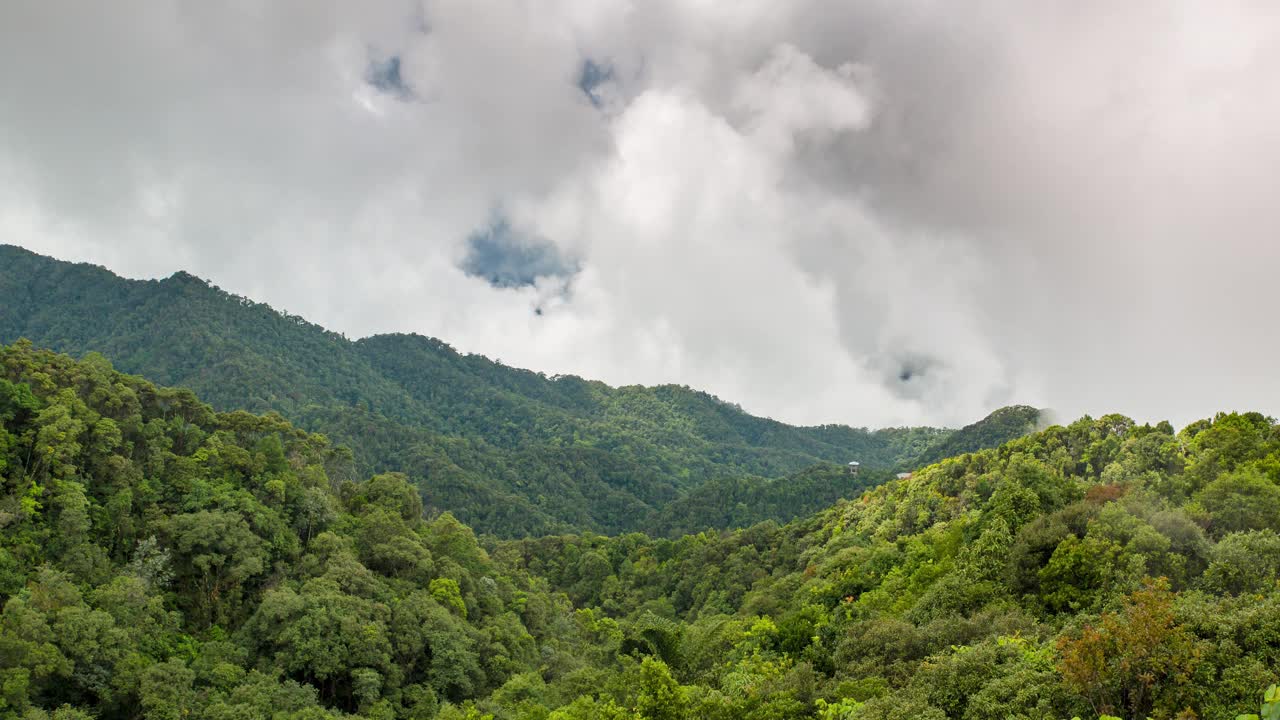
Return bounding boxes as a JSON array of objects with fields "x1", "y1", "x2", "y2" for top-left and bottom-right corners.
[{"x1": 2, "y1": 1, "x2": 1277, "y2": 427}]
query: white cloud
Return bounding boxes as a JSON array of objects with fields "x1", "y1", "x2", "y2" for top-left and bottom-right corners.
[{"x1": 2, "y1": 1, "x2": 1279, "y2": 427}]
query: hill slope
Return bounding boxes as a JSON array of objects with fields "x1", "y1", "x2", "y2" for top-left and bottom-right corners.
[
  {"x1": 507, "y1": 410, "x2": 1280, "y2": 719},
  {"x1": 907, "y1": 404, "x2": 1042, "y2": 469},
  {"x1": 0, "y1": 342, "x2": 620, "y2": 718},
  {"x1": 0, "y1": 245, "x2": 1032, "y2": 535},
  {"x1": 4, "y1": 342, "x2": 1277, "y2": 719}
]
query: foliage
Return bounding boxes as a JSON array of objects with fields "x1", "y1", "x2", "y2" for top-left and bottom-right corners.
[
  {"x1": 2, "y1": 335, "x2": 1280, "y2": 717},
  {"x1": 0, "y1": 345, "x2": 569, "y2": 718},
  {"x1": 502, "y1": 411, "x2": 1280, "y2": 719},
  {"x1": 1236, "y1": 683, "x2": 1280, "y2": 720},
  {"x1": 0, "y1": 245, "x2": 1040, "y2": 537},
  {"x1": 908, "y1": 404, "x2": 1042, "y2": 469}
]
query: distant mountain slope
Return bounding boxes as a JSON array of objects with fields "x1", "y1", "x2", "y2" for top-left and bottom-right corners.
[
  {"x1": 909, "y1": 404, "x2": 1042, "y2": 468},
  {"x1": 0, "y1": 245, "x2": 1033, "y2": 535},
  {"x1": 646, "y1": 463, "x2": 893, "y2": 537}
]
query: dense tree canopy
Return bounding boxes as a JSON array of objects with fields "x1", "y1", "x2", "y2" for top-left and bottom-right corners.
[
  {"x1": 2, "y1": 343, "x2": 1278, "y2": 718},
  {"x1": 503, "y1": 411, "x2": 1280, "y2": 719},
  {"x1": 0, "y1": 343, "x2": 553, "y2": 718}
]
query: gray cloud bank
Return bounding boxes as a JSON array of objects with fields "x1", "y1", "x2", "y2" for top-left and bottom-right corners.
[{"x1": 2, "y1": 1, "x2": 1278, "y2": 428}]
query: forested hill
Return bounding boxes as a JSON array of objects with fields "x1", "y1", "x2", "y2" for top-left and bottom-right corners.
[
  {"x1": 3, "y1": 343, "x2": 1278, "y2": 719},
  {"x1": 907, "y1": 404, "x2": 1042, "y2": 468},
  {"x1": 0, "y1": 341, "x2": 618, "y2": 719},
  {"x1": 507, "y1": 411, "x2": 1280, "y2": 719},
  {"x1": 0, "y1": 245, "x2": 1036, "y2": 536}
]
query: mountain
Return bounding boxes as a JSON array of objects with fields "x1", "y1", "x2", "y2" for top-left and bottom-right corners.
[
  {"x1": 507, "y1": 410, "x2": 1280, "y2": 720},
  {"x1": 0, "y1": 245, "x2": 1032, "y2": 536},
  {"x1": 3, "y1": 343, "x2": 1277, "y2": 719},
  {"x1": 906, "y1": 404, "x2": 1042, "y2": 469}
]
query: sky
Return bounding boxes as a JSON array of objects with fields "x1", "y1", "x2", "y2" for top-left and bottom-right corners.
[{"x1": 2, "y1": 1, "x2": 1279, "y2": 429}]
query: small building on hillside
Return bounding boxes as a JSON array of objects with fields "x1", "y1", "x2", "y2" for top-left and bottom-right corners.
[
  {"x1": 897, "y1": 472, "x2": 913, "y2": 480},
  {"x1": 847, "y1": 461, "x2": 861, "y2": 475}
]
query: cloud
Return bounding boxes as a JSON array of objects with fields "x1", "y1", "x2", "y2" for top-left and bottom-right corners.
[{"x1": 1, "y1": 1, "x2": 1278, "y2": 427}]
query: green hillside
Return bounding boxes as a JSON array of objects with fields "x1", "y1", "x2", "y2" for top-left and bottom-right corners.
[
  {"x1": 2, "y1": 344, "x2": 1277, "y2": 719},
  {"x1": 0, "y1": 245, "x2": 1036, "y2": 536},
  {"x1": 0, "y1": 342, "x2": 606, "y2": 719},
  {"x1": 907, "y1": 404, "x2": 1042, "y2": 469},
  {"x1": 506, "y1": 411, "x2": 1280, "y2": 719}
]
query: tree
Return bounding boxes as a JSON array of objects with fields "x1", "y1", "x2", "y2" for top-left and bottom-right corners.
[
  {"x1": 633, "y1": 657, "x2": 687, "y2": 720},
  {"x1": 1057, "y1": 578, "x2": 1201, "y2": 718},
  {"x1": 242, "y1": 580, "x2": 394, "y2": 707},
  {"x1": 161, "y1": 510, "x2": 266, "y2": 626},
  {"x1": 549, "y1": 695, "x2": 641, "y2": 720},
  {"x1": 1197, "y1": 468, "x2": 1280, "y2": 537},
  {"x1": 139, "y1": 659, "x2": 195, "y2": 720},
  {"x1": 1200, "y1": 530, "x2": 1280, "y2": 596}
]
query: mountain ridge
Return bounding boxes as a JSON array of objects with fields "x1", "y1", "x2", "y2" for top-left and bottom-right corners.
[{"x1": 0, "y1": 244, "x2": 1037, "y2": 536}]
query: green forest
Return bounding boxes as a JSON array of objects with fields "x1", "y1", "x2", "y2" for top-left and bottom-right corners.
[
  {"x1": 2, "y1": 246, "x2": 1276, "y2": 719},
  {"x1": 0, "y1": 245, "x2": 1036, "y2": 537},
  {"x1": 4, "y1": 1, "x2": 1277, "y2": 717},
  {"x1": 2, "y1": 342, "x2": 1279, "y2": 719}
]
